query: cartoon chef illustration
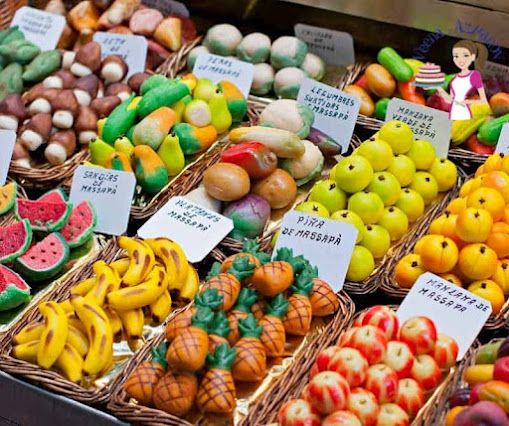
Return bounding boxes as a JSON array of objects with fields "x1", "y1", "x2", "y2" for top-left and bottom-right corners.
[{"x1": 438, "y1": 40, "x2": 488, "y2": 120}]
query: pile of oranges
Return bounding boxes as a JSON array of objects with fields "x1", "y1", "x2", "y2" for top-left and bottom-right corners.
[{"x1": 395, "y1": 153, "x2": 509, "y2": 315}]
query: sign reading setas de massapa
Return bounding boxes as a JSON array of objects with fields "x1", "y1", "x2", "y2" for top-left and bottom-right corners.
[
  {"x1": 272, "y1": 211, "x2": 357, "y2": 292},
  {"x1": 397, "y1": 272, "x2": 492, "y2": 359},
  {"x1": 11, "y1": 7, "x2": 65, "y2": 51},
  {"x1": 297, "y1": 78, "x2": 360, "y2": 153},
  {"x1": 386, "y1": 98, "x2": 451, "y2": 158}
]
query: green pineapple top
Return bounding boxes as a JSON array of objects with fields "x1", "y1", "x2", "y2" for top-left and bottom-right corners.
[
  {"x1": 207, "y1": 343, "x2": 236, "y2": 370},
  {"x1": 191, "y1": 306, "x2": 214, "y2": 331},
  {"x1": 195, "y1": 288, "x2": 223, "y2": 311},
  {"x1": 290, "y1": 268, "x2": 315, "y2": 297},
  {"x1": 150, "y1": 341, "x2": 168, "y2": 369},
  {"x1": 238, "y1": 314, "x2": 263, "y2": 339},
  {"x1": 232, "y1": 288, "x2": 258, "y2": 313},
  {"x1": 265, "y1": 294, "x2": 289, "y2": 319},
  {"x1": 208, "y1": 311, "x2": 230, "y2": 338},
  {"x1": 206, "y1": 256, "x2": 256, "y2": 282},
  {"x1": 275, "y1": 247, "x2": 313, "y2": 275},
  {"x1": 242, "y1": 239, "x2": 271, "y2": 265}
]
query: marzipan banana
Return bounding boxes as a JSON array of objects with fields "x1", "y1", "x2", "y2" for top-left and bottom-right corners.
[
  {"x1": 149, "y1": 290, "x2": 172, "y2": 324},
  {"x1": 67, "y1": 324, "x2": 89, "y2": 357},
  {"x1": 13, "y1": 322, "x2": 44, "y2": 344},
  {"x1": 107, "y1": 265, "x2": 167, "y2": 310},
  {"x1": 179, "y1": 264, "x2": 199, "y2": 300},
  {"x1": 55, "y1": 343, "x2": 84, "y2": 383},
  {"x1": 67, "y1": 316, "x2": 87, "y2": 335},
  {"x1": 119, "y1": 237, "x2": 155, "y2": 286},
  {"x1": 70, "y1": 277, "x2": 96, "y2": 296},
  {"x1": 110, "y1": 257, "x2": 130, "y2": 277},
  {"x1": 37, "y1": 302, "x2": 68, "y2": 369},
  {"x1": 105, "y1": 307, "x2": 123, "y2": 340},
  {"x1": 86, "y1": 261, "x2": 121, "y2": 306},
  {"x1": 117, "y1": 308, "x2": 144, "y2": 340},
  {"x1": 70, "y1": 296, "x2": 113, "y2": 376},
  {"x1": 12, "y1": 340, "x2": 39, "y2": 363},
  {"x1": 59, "y1": 300, "x2": 74, "y2": 314},
  {"x1": 145, "y1": 238, "x2": 188, "y2": 289}
]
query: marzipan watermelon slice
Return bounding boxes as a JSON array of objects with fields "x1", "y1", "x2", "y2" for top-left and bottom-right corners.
[
  {"x1": 15, "y1": 199, "x2": 72, "y2": 232},
  {"x1": 60, "y1": 201, "x2": 97, "y2": 248},
  {"x1": 15, "y1": 233, "x2": 69, "y2": 281},
  {"x1": 0, "y1": 264, "x2": 30, "y2": 311},
  {"x1": 0, "y1": 182, "x2": 17, "y2": 215},
  {"x1": 37, "y1": 188, "x2": 68, "y2": 204},
  {"x1": 0, "y1": 219, "x2": 32, "y2": 264}
]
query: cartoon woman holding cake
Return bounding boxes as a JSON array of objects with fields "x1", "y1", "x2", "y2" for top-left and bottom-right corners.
[{"x1": 437, "y1": 40, "x2": 488, "y2": 120}]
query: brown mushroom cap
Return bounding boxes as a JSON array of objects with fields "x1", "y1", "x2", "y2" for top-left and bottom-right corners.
[
  {"x1": 105, "y1": 82, "x2": 132, "y2": 98},
  {"x1": 26, "y1": 113, "x2": 53, "y2": 137},
  {"x1": 73, "y1": 74, "x2": 100, "y2": 97},
  {"x1": 127, "y1": 72, "x2": 150, "y2": 94},
  {"x1": 0, "y1": 94, "x2": 26, "y2": 120},
  {"x1": 90, "y1": 95, "x2": 121, "y2": 117},
  {"x1": 75, "y1": 41, "x2": 102, "y2": 72},
  {"x1": 12, "y1": 141, "x2": 30, "y2": 165},
  {"x1": 51, "y1": 90, "x2": 80, "y2": 116},
  {"x1": 75, "y1": 106, "x2": 98, "y2": 132},
  {"x1": 50, "y1": 70, "x2": 77, "y2": 89},
  {"x1": 49, "y1": 129, "x2": 77, "y2": 156},
  {"x1": 101, "y1": 55, "x2": 128, "y2": 82}
]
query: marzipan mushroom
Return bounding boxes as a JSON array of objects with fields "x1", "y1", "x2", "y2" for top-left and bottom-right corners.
[
  {"x1": 73, "y1": 74, "x2": 100, "y2": 106},
  {"x1": 97, "y1": 0, "x2": 141, "y2": 29},
  {"x1": 71, "y1": 41, "x2": 102, "y2": 76},
  {"x1": 43, "y1": 69, "x2": 76, "y2": 89},
  {"x1": 0, "y1": 94, "x2": 26, "y2": 131},
  {"x1": 105, "y1": 82, "x2": 131, "y2": 101},
  {"x1": 45, "y1": 129, "x2": 77, "y2": 165},
  {"x1": 27, "y1": 88, "x2": 60, "y2": 115},
  {"x1": 127, "y1": 72, "x2": 150, "y2": 94},
  {"x1": 51, "y1": 90, "x2": 80, "y2": 129},
  {"x1": 12, "y1": 142, "x2": 31, "y2": 168},
  {"x1": 75, "y1": 106, "x2": 98, "y2": 144},
  {"x1": 100, "y1": 55, "x2": 128, "y2": 83},
  {"x1": 91, "y1": 95, "x2": 121, "y2": 117},
  {"x1": 19, "y1": 113, "x2": 52, "y2": 151},
  {"x1": 68, "y1": 1, "x2": 100, "y2": 37},
  {"x1": 62, "y1": 51, "x2": 77, "y2": 70}
]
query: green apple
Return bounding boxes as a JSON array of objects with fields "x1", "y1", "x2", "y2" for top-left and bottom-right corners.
[
  {"x1": 378, "y1": 120, "x2": 413, "y2": 154},
  {"x1": 378, "y1": 206, "x2": 409, "y2": 241},
  {"x1": 387, "y1": 154, "x2": 416, "y2": 187},
  {"x1": 331, "y1": 209, "x2": 365, "y2": 243},
  {"x1": 360, "y1": 224, "x2": 391, "y2": 258},
  {"x1": 429, "y1": 158, "x2": 457, "y2": 191},
  {"x1": 347, "y1": 191, "x2": 384, "y2": 224},
  {"x1": 357, "y1": 139, "x2": 394, "y2": 171},
  {"x1": 409, "y1": 171, "x2": 438, "y2": 205},
  {"x1": 309, "y1": 179, "x2": 347, "y2": 213},
  {"x1": 406, "y1": 139, "x2": 436, "y2": 170},
  {"x1": 334, "y1": 155, "x2": 374, "y2": 193},
  {"x1": 295, "y1": 201, "x2": 330, "y2": 217},
  {"x1": 367, "y1": 171, "x2": 401, "y2": 206},
  {"x1": 346, "y1": 245, "x2": 375, "y2": 282},
  {"x1": 395, "y1": 188, "x2": 425, "y2": 222}
]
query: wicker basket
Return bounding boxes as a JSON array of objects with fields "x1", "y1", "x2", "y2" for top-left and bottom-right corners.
[
  {"x1": 107, "y1": 291, "x2": 355, "y2": 425},
  {"x1": 0, "y1": 178, "x2": 27, "y2": 227},
  {"x1": 381, "y1": 170, "x2": 509, "y2": 330},
  {"x1": 0, "y1": 0, "x2": 27, "y2": 29}
]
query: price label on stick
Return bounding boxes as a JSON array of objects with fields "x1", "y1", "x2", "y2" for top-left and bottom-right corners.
[
  {"x1": 272, "y1": 211, "x2": 357, "y2": 292},
  {"x1": 93, "y1": 32, "x2": 147, "y2": 79},
  {"x1": 397, "y1": 272, "x2": 492, "y2": 359},
  {"x1": 294, "y1": 23, "x2": 355, "y2": 66},
  {"x1": 297, "y1": 78, "x2": 360, "y2": 153},
  {"x1": 495, "y1": 123, "x2": 509, "y2": 154},
  {"x1": 193, "y1": 53, "x2": 254, "y2": 98},
  {"x1": 11, "y1": 7, "x2": 66, "y2": 51},
  {"x1": 0, "y1": 130, "x2": 16, "y2": 186},
  {"x1": 137, "y1": 197, "x2": 233, "y2": 263},
  {"x1": 69, "y1": 166, "x2": 136, "y2": 236},
  {"x1": 385, "y1": 98, "x2": 451, "y2": 158}
]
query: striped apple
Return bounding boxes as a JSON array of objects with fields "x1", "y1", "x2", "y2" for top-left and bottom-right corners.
[
  {"x1": 347, "y1": 387, "x2": 380, "y2": 426},
  {"x1": 328, "y1": 347, "x2": 369, "y2": 387},
  {"x1": 394, "y1": 378, "x2": 425, "y2": 418},
  {"x1": 304, "y1": 371, "x2": 350, "y2": 415},
  {"x1": 432, "y1": 333, "x2": 459, "y2": 369},
  {"x1": 277, "y1": 399, "x2": 321, "y2": 426},
  {"x1": 355, "y1": 305, "x2": 399, "y2": 340},
  {"x1": 398, "y1": 316, "x2": 437, "y2": 355},
  {"x1": 365, "y1": 364, "x2": 399, "y2": 403},
  {"x1": 348, "y1": 325, "x2": 388, "y2": 365},
  {"x1": 322, "y1": 410, "x2": 362, "y2": 426}
]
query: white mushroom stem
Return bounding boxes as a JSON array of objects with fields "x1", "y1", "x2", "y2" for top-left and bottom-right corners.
[
  {"x1": 52, "y1": 110, "x2": 75, "y2": 129},
  {"x1": 43, "y1": 76, "x2": 64, "y2": 89},
  {"x1": 62, "y1": 51, "x2": 76, "y2": 70},
  {"x1": 20, "y1": 129, "x2": 44, "y2": 151},
  {"x1": 73, "y1": 89, "x2": 92, "y2": 106},
  {"x1": 101, "y1": 62, "x2": 125, "y2": 84},
  {"x1": 0, "y1": 115, "x2": 19, "y2": 130},
  {"x1": 29, "y1": 99, "x2": 52, "y2": 115},
  {"x1": 70, "y1": 62, "x2": 93, "y2": 77},
  {"x1": 45, "y1": 143, "x2": 67, "y2": 165},
  {"x1": 79, "y1": 130, "x2": 98, "y2": 145}
]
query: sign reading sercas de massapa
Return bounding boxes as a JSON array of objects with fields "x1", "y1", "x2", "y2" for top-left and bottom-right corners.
[
  {"x1": 272, "y1": 211, "x2": 357, "y2": 292},
  {"x1": 193, "y1": 53, "x2": 254, "y2": 98},
  {"x1": 386, "y1": 98, "x2": 451, "y2": 158},
  {"x1": 297, "y1": 78, "x2": 360, "y2": 153},
  {"x1": 10, "y1": 7, "x2": 65, "y2": 51},
  {"x1": 294, "y1": 23, "x2": 355, "y2": 66},
  {"x1": 397, "y1": 272, "x2": 492, "y2": 359}
]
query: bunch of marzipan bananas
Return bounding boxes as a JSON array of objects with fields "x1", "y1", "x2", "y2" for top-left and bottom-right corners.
[{"x1": 11, "y1": 237, "x2": 199, "y2": 383}]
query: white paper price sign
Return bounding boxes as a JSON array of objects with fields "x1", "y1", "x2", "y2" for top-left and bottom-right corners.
[
  {"x1": 93, "y1": 32, "x2": 147, "y2": 79},
  {"x1": 386, "y1": 98, "x2": 451, "y2": 158},
  {"x1": 69, "y1": 166, "x2": 135, "y2": 236},
  {"x1": 0, "y1": 130, "x2": 16, "y2": 186},
  {"x1": 138, "y1": 0, "x2": 189, "y2": 17},
  {"x1": 297, "y1": 78, "x2": 360, "y2": 153},
  {"x1": 495, "y1": 123, "x2": 509, "y2": 154},
  {"x1": 137, "y1": 197, "x2": 233, "y2": 263},
  {"x1": 397, "y1": 272, "x2": 492, "y2": 359},
  {"x1": 193, "y1": 53, "x2": 254, "y2": 98},
  {"x1": 11, "y1": 7, "x2": 65, "y2": 51},
  {"x1": 483, "y1": 61, "x2": 509, "y2": 92},
  {"x1": 295, "y1": 23, "x2": 355, "y2": 66},
  {"x1": 272, "y1": 211, "x2": 357, "y2": 292}
]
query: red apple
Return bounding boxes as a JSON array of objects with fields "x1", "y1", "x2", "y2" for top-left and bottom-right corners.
[
  {"x1": 338, "y1": 326, "x2": 360, "y2": 347},
  {"x1": 383, "y1": 341, "x2": 415, "y2": 378},
  {"x1": 365, "y1": 364, "x2": 399, "y2": 403},
  {"x1": 311, "y1": 346, "x2": 342, "y2": 377},
  {"x1": 322, "y1": 410, "x2": 362, "y2": 426},
  {"x1": 411, "y1": 354, "x2": 442, "y2": 391},
  {"x1": 347, "y1": 387, "x2": 380, "y2": 426},
  {"x1": 357, "y1": 305, "x2": 399, "y2": 340},
  {"x1": 394, "y1": 378, "x2": 425, "y2": 418},
  {"x1": 328, "y1": 347, "x2": 369, "y2": 387},
  {"x1": 348, "y1": 325, "x2": 388, "y2": 365},
  {"x1": 376, "y1": 403, "x2": 410, "y2": 426},
  {"x1": 469, "y1": 383, "x2": 485, "y2": 405},
  {"x1": 398, "y1": 316, "x2": 437, "y2": 355},
  {"x1": 493, "y1": 356, "x2": 509, "y2": 382},
  {"x1": 277, "y1": 399, "x2": 321, "y2": 426},
  {"x1": 305, "y1": 371, "x2": 350, "y2": 415},
  {"x1": 433, "y1": 333, "x2": 459, "y2": 369}
]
